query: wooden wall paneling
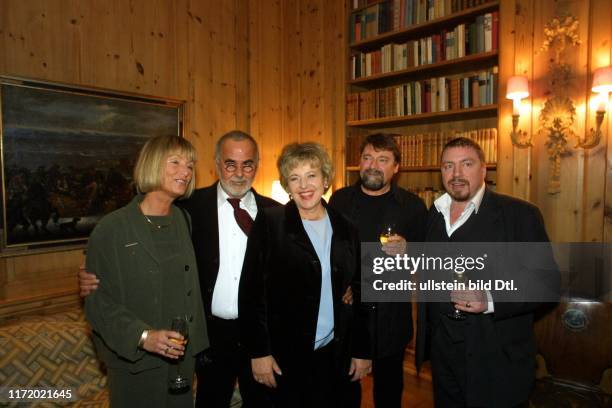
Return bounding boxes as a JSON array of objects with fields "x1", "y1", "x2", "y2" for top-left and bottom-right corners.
[
  {"x1": 280, "y1": 0, "x2": 301, "y2": 157},
  {"x1": 496, "y1": 0, "x2": 517, "y2": 195},
  {"x1": 248, "y1": 0, "x2": 283, "y2": 196},
  {"x1": 605, "y1": 1, "x2": 612, "y2": 244},
  {"x1": 234, "y1": 0, "x2": 251, "y2": 133},
  {"x1": 582, "y1": 0, "x2": 611, "y2": 242},
  {"x1": 0, "y1": 0, "x2": 81, "y2": 84},
  {"x1": 510, "y1": 0, "x2": 534, "y2": 201},
  {"x1": 298, "y1": 0, "x2": 324, "y2": 145},
  {"x1": 188, "y1": 0, "x2": 237, "y2": 187},
  {"x1": 0, "y1": 0, "x2": 252, "y2": 312},
  {"x1": 561, "y1": 0, "x2": 602, "y2": 241},
  {"x1": 530, "y1": 0, "x2": 555, "y2": 238},
  {"x1": 531, "y1": 0, "x2": 586, "y2": 242},
  {"x1": 322, "y1": 0, "x2": 347, "y2": 190}
]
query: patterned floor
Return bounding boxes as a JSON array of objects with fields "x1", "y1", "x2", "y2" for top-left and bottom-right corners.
[{"x1": 0, "y1": 309, "x2": 243, "y2": 407}]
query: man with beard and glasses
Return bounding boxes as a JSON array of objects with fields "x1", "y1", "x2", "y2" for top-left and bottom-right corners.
[
  {"x1": 416, "y1": 137, "x2": 555, "y2": 407},
  {"x1": 79, "y1": 130, "x2": 278, "y2": 408},
  {"x1": 330, "y1": 133, "x2": 427, "y2": 408}
]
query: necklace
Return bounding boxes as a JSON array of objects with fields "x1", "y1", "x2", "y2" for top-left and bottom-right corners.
[{"x1": 140, "y1": 204, "x2": 171, "y2": 229}]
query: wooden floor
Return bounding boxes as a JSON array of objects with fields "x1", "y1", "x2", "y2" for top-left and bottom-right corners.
[{"x1": 360, "y1": 370, "x2": 434, "y2": 408}]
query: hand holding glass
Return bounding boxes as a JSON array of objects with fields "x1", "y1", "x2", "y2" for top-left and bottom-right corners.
[{"x1": 168, "y1": 316, "x2": 190, "y2": 393}]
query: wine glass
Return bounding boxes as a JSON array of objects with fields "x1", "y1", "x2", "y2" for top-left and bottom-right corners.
[
  {"x1": 379, "y1": 224, "x2": 395, "y2": 244},
  {"x1": 168, "y1": 315, "x2": 190, "y2": 393},
  {"x1": 447, "y1": 271, "x2": 467, "y2": 321}
]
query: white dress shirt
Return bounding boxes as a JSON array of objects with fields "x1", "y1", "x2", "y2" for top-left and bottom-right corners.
[
  {"x1": 433, "y1": 183, "x2": 486, "y2": 237},
  {"x1": 211, "y1": 184, "x2": 258, "y2": 319},
  {"x1": 433, "y1": 183, "x2": 494, "y2": 313}
]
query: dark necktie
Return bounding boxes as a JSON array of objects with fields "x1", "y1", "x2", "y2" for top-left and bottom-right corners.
[{"x1": 227, "y1": 198, "x2": 254, "y2": 236}]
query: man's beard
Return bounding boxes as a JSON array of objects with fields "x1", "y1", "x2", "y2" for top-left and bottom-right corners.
[
  {"x1": 361, "y1": 169, "x2": 385, "y2": 191},
  {"x1": 446, "y1": 178, "x2": 470, "y2": 202},
  {"x1": 220, "y1": 177, "x2": 252, "y2": 198}
]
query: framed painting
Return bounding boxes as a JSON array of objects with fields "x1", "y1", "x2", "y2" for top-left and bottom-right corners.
[{"x1": 0, "y1": 76, "x2": 184, "y2": 249}]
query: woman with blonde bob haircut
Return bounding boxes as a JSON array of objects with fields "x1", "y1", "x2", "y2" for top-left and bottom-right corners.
[
  {"x1": 239, "y1": 142, "x2": 371, "y2": 407},
  {"x1": 85, "y1": 135, "x2": 208, "y2": 407}
]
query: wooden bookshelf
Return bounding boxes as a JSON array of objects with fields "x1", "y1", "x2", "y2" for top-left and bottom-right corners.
[
  {"x1": 349, "y1": 50, "x2": 498, "y2": 86},
  {"x1": 347, "y1": 104, "x2": 497, "y2": 127},
  {"x1": 346, "y1": 163, "x2": 497, "y2": 172},
  {"x1": 350, "y1": 0, "x2": 499, "y2": 50},
  {"x1": 350, "y1": 0, "x2": 387, "y2": 14},
  {"x1": 345, "y1": 0, "x2": 502, "y2": 191}
]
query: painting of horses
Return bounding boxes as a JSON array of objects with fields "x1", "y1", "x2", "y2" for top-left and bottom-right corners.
[{"x1": 0, "y1": 77, "x2": 183, "y2": 248}]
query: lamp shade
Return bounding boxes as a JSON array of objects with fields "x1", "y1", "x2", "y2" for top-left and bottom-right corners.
[
  {"x1": 506, "y1": 75, "x2": 529, "y2": 100},
  {"x1": 592, "y1": 66, "x2": 612, "y2": 94}
]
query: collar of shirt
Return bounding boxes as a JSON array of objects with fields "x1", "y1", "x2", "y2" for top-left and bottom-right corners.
[
  {"x1": 433, "y1": 183, "x2": 486, "y2": 236},
  {"x1": 216, "y1": 182, "x2": 257, "y2": 219}
]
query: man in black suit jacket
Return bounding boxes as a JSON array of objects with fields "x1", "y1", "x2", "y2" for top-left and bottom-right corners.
[
  {"x1": 330, "y1": 134, "x2": 427, "y2": 408},
  {"x1": 80, "y1": 130, "x2": 278, "y2": 408},
  {"x1": 180, "y1": 131, "x2": 278, "y2": 408},
  {"x1": 416, "y1": 137, "x2": 556, "y2": 407}
]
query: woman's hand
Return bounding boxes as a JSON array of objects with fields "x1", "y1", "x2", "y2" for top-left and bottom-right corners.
[
  {"x1": 251, "y1": 355, "x2": 282, "y2": 388},
  {"x1": 78, "y1": 264, "x2": 99, "y2": 297},
  {"x1": 348, "y1": 358, "x2": 372, "y2": 381},
  {"x1": 142, "y1": 330, "x2": 185, "y2": 359}
]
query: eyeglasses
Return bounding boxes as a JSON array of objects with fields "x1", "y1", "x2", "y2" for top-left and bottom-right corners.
[{"x1": 222, "y1": 161, "x2": 256, "y2": 174}]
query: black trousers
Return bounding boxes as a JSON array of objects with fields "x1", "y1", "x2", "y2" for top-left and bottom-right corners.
[
  {"x1": 195, "y1": 317, "x2": 271, "y2": 408},
  {"x1": 430, "y1": 321, "x2": 468, "y2": 408},
  {"x1": 372, "y1": 350, "x2": 405, "y2": 408},
  {"x1": 346, "y1": 350, "x2": 405, "y2": 408},
  {"x1": 430, "y1": 319, "x2": 529, "y2": 408},
  {"x1": 271, "y1": 342, "x2": 351, "y2": 408}
]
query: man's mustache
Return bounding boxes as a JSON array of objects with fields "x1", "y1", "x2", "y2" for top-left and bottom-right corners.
[
  {"x1": 449, "y1": 178, "x2": 469, "y2": 184},
  {"x1": 363, "y1": 169, "x2": 384, "y2": 177}
]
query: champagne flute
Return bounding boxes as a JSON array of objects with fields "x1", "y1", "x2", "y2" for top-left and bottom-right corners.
[
  {"x1": 447, "y1": 271, "x2": 467, "y2": 321},
  {"x1": 168, "y1": 316, "x2": 190, "y2": 393}
]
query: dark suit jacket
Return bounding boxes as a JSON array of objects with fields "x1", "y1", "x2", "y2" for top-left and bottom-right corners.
[
  {"x1": 178, "y1": 182, "x2": 279, "y2": 333},
  {"x1": 416, "y1": 189, "x2": 557, "y2": 407},
  {"x1": 329, "y1": 183, "x2": 427, "y2": 358},
  {"x1": 238, "y1": 200, "x2": 370, "y2": 378}
]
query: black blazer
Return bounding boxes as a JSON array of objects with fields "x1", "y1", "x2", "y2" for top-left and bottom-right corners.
[
  {"x1": 329, "y1": 183, "x2": 427, "y2": 358},
  {"x1": 178, "y1": 182, "x2": 279, "y2": 325},
  {"x1": 238, "y1": 200, "x2": 370, "y2": 375},
  {"x1": 416, "y1": 189, "x2": 558, "y2": 407}
]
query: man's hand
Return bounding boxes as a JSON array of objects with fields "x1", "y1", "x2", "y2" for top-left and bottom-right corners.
[
  {"x1": 79, "y1": 263, "x2": 99, "y2": 297},
  {"x1": 142, "y1": 329, "x2": 185, "y2": 359},
  {"x1": 342, "y1": 286, "x2": 353, "y2": 305},
  {"x1": 348, "y1": 358, "x2": 372, "y2": 381},
  {"x1": 382, "y1": 234, "x2": 407, "y2": 256},
  {"x1": 251, "y1": 355, "x2": 282, "y2": 388},
  {"x1": 451, "y1": 289, "x2": 488, "y2": 313}
]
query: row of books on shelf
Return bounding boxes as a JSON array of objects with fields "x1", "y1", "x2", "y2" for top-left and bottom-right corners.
[
  {"x1": 409, "y1": 179, "x2": 496, "y2": 208},
  {"x1": 350, "y1": 12, "x2": 498, "y2": 79},
  {"x1": 346, "y1": 127, "x2": 497, "y2": 167},
  {"x1": 410, "y1": 188, "x2": 445, "y2": 209},
  {"x1": 349, "y1": 0, "x2": 495, "y2": 43},
  {"x1": 347, "y1": 67, "x2": 498, "y2": 120}
]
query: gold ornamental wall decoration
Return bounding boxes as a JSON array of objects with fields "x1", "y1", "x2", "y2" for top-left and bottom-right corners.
[{"x1": 537, "y1": 15, "x2": 581, "y2": 194}]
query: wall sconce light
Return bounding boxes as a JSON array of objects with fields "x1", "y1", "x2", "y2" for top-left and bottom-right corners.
[
  {"x1": 577, "y1": 66, "x2": 612, "y2": 149},
  {"x1": 506, "y1": 75, "x2": 531, "y2": 148},
  {"x1": 271, "y1": 180, "x2": 290, "y2": 204}
]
